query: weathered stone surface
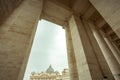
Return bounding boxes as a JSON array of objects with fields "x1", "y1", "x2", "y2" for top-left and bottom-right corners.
[
  {"x1": 0, "y1": 0, "x2": 24, "y2": 25},
  {"x1": 83, "y1": 20, "x2": 114, "y2": 80},
  {"x1": 0, "y1": 0, "x2": 43, "y2": 80},
  {"x1": 0, "y1": 0, "x2": 120, "y2": 80},
  {"x1": 89, "y1": 0, "x2": 120, "y2": 38},
  {"x1": 89, "y1": 22, "x2": 120, "y2": 80},
  {"x1": 65, "y1": 26, "x2": 79, "y2": 80},
  {"x1": 69, "y1": 15, "x2": 103, "y2": 80},
  {"x1": 103, "y1": 33, "x2": 120, "y2": 65}
]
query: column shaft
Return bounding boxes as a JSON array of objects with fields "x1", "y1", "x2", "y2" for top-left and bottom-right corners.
[
  {"x1": 83, "y1": 20, "x2": 114, "y2": 80},
  {"x1": 110, "y1": 39, "x2": 120, "y2": 56},
  {"x1": 102, "y1": 34, "x2": 120, "y2": 65},
  {"x1": 88, "y1": 22, "x2": 120, "y2": 80},
  {"x1": 0, "y1": 0, "x2": 43, "y2": 80},
  {"x1": 65, "y1": 26, "x2": 79, "y2": 80},
  {"x1": 68, "y1": 15, "x2": 103, "y2": 80}
]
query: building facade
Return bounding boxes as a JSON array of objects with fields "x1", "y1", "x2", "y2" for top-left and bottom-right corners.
[
  {"x1": 30, "y1": 65, "x2": 70, "y2": 80},
  {"x1": 61, "y1": 69, "x2": 69, "y2": 80}
]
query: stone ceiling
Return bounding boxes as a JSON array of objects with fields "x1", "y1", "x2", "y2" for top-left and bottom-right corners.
[
  {"x1": 0, "y1": 0, "x2": 24, "y2": 25},
  {"x1": 0, "y1": 0, "x2": 120, "y2": 49}
]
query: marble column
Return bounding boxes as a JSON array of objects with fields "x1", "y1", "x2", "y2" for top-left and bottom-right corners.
[
  {"x1": 65, "y1": 26, "x2": 79, "y2": 80},
  {"x1": 110, "y1": 40, "x2": 120, "y2": 56},
  {"x1": 102, "y1": 33, "x2": 120, "y2": 65},
  {"x1": 88, "y1": 22, "x2": 120, "y2": 80},
  {"x1": 89, "y1": 0, "x2": 120, "y2": 38},
  {"x1": 0, "y1": 0, "x2": 44, "y2": 80},
  {"x1": 68, "y1": 15, "x2": 103, "y2": 80},
  {"x1": 82, "y1": 20, "x2": 114, "y2": 80}
]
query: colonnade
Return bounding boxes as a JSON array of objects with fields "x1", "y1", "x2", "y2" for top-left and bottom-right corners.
[
  {"x1": 0, "y1": 0, "x2": 120, "y2": 80},
  {"x1": 66, "y1": 15, "x2": 120, "y2": 80}
]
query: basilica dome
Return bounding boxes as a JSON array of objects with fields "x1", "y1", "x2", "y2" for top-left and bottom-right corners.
[{"x1": 46, "y1": 65, "x2": 54, "y2": 73}]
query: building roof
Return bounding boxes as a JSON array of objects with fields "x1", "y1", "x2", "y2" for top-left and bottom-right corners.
[{"x1": 46, "y1": 65, "x2": 54, "y2": 73}]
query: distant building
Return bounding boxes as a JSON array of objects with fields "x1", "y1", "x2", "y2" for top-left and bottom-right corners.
[
  {"x1": 30, "y1": 65, "x2": 70, "y2": 80},
  {"x1": 62, "y1": 69, "x2": 69, "y2": 80}
]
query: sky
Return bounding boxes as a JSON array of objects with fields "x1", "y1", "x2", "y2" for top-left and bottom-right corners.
[{"x1": 23, "y1": 20, "x2": 68, "y2": 80}]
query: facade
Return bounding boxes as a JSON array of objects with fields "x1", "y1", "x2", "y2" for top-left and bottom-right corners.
[
  {"x1": 0, "y1": 0, "x2": 120, "y2": 80},
  {"x1": 61, "y1": 69, "x2": 69, "y2": 80},
  {"x1": 30, "y1": 65, "x2": 69, "y2": 80}
]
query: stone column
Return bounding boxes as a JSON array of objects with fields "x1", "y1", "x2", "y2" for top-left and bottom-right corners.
[
  {"x1": 68, "y1": 15, "x2": 103, "y2": 80},
  {"x1": 102, "y1": 33, "x2": 120, "y2": 65},
  {"x1": 89, "y1": 0, "x2": 120, "y2": 38},
  {"x1": 17, "y1": 20, "x2": 40, "y2": 80},
  {"x1": 0, "y1": 0, "x2": 44, "y2": 80},
  {"x1": 88, "y1": 22, "x2": 120, "y2": 80},
  {"x1": 110, "y1": 40, "x2": 120, "y2": 56},
  {"x1": 82, "y1": 20, "x2": 114, "y2": 80},
  {"x1": 65, "y1": 26, "x2": 79, "y2": 80}
]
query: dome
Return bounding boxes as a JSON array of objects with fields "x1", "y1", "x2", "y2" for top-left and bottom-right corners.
[{"x1": 46, "y1": 65, "x2": 54, "y2": 73}]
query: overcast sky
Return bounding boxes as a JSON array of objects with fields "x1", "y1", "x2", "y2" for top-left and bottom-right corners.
[{"x1": 23, "y1": 20, "x2": 68, "y2": 80}]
